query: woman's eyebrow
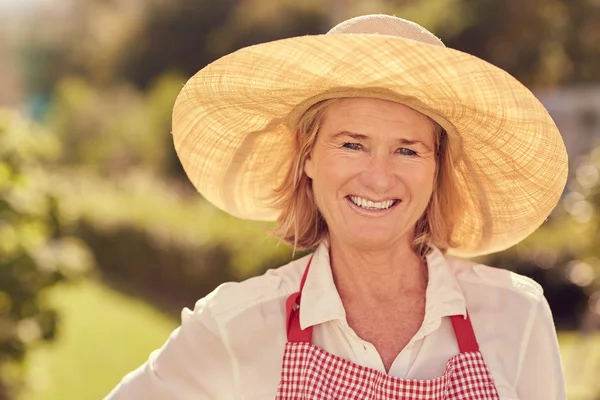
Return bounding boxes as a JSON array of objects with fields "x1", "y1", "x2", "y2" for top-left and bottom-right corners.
[
  {"x1": 332, "y1": 131, "x2": 433, "y2": 152},
  {"x1": 331, "y1": 131, "x2": 369, "y2": 140},
  {"x1": 397, "y1": 138, "x2": 433, "y2": 152}
]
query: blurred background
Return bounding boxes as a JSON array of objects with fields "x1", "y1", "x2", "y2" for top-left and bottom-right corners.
[{"x1": 0, "y1": 0, "x2": 599, "y2": 398}]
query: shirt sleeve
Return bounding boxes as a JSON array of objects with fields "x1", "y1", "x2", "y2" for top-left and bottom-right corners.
[
  {"x1": 515, "y1": 295, "x2": 567, "y2": 400},
  {"x1": 103, "y1": 297, "x2": 234, "y2": 400}
]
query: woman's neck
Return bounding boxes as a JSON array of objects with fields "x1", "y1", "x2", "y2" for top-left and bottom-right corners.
[{"x1": 327, "y1": 235, "x2": 428, "y2": 304}]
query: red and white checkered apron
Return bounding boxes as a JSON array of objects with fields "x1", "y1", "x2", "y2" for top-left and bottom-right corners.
[{"x1": 276, "y1": 258, "x2": 500, "y2": 399}]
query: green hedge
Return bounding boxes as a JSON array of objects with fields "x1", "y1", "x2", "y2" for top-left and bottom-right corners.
[{"x1": 49, "y1": 170, "x2": 301, "y2": 314}]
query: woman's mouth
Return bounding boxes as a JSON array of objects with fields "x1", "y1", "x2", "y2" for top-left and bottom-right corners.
[{"x1": 347, "y1": 195, "x2": 399, "y2": 211}]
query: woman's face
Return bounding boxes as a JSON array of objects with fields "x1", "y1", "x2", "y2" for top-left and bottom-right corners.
[{"x1": 304, "y1": 98, "x2": 437, "y2": 250}]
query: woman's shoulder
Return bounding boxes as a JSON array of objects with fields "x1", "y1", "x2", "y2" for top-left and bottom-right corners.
[
  {"x1": 190, "y1": 253, "x2": 311, "y2": 323},
  {"x1": 445, "y1": 255, "x2": 544, "y2": 304}
]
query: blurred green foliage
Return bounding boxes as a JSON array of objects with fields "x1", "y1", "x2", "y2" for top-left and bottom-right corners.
[
  {"x1": 0, "y1": 111, "x2": 94, "y2": 398},
  {"x1": 441, "y1": 0, "x2": 600, "y2": 87},
  {"x1": 17, "y1": 0, "x2": 600, "y2": 96},
  {"x1": 47, "y1": 168, "x2": 299, "y2": 313},
  {"x1": 45, "y1": 73, "x2": 186, "y2": 178}
]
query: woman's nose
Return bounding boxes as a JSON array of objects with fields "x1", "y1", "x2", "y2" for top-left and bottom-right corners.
[{"x1": 360, "y1": 155, "x2": 396, "y2": 193}]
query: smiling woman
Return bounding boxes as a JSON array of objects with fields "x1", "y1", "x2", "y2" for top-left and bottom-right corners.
[{"x1": 105, "y1": 14, "x2": 569, "y2": 400}]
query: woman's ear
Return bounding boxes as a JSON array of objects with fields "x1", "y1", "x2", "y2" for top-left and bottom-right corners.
[{"x1": 304, "y1": 156, "x2": 314, "y2": 179}]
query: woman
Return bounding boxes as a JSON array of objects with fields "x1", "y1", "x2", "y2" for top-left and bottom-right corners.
[{"x1": 106, "y1": 14, "x2": 568, "y2": 399}]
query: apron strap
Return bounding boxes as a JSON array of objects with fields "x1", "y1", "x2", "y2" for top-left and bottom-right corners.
[
  {"x1": 285, "y1": 255, "x2": 314, "y2": 342},
  {"x1": 285, "y1": 254, "x2": 481, "y2": 353},
  {"x1": 450, "y1": 314, "x2": 480, "y2": 353}
]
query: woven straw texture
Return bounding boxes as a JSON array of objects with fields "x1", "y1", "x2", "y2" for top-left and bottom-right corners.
[{"x1": 172, "y1": 15, "x2": 568, "y2": 257}]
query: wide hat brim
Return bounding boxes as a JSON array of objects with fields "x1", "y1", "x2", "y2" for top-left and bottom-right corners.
[{"x1": 172, "y1": 33, "x2": 568, "y2": 257}]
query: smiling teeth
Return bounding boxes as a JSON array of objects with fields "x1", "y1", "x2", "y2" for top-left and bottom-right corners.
[{"x1": 349, "y1": 196, "x2": 396, "y2": 210}]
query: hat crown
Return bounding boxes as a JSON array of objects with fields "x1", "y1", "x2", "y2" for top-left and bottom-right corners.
[{"x1": 327, "y1": 14, "x2": 446, "y2": 48}]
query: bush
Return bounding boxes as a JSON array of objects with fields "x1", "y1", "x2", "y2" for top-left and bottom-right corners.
[
  {"x1": 48, "y1": 169, "x2": 300, "y2": 314},
  {"x1": 44, "y1": 73, "x2": 187, "y2": 180},
  {"x1": 0, "y1": 111, "x2": 94, "y2": 399}
]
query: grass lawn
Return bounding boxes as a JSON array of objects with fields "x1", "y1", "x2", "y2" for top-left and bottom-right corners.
[
  {"x1": 19, "y1": 280, "x2": 178, "y2": 400},
  {"x1": 18, "y1": 279, "x2": 600, "y2": 400}
]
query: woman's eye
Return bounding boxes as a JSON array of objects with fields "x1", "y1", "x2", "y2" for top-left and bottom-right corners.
[
  {"x1": 342, "y1": 142, "x2": 362, "y2": 151},
  {"x1": 398, "y1": 148, "x2": 418, "y2": 156}
]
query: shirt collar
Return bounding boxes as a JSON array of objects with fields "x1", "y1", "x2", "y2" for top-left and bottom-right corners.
[{"x1": 299, "y1": 241, "x2": 467, "y2": 331}]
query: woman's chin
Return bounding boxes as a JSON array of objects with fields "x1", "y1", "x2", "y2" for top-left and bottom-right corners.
[{"x1": 340, "y1": 229, "x2": 404, "y2": 250}]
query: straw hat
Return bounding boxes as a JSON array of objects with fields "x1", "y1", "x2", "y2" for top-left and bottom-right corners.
[{"x1": 171, "y1": 14, "x2": 568, "y2": 257}]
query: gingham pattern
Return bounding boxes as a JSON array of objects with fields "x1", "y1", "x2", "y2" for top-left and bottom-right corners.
[{"x1": 276, "y1": 343, "x2": 499, "y2": 399}]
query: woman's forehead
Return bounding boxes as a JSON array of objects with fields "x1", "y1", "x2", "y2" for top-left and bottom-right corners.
[{"x1": 322, "y1": 97, "x2": 436, "y2": 137}]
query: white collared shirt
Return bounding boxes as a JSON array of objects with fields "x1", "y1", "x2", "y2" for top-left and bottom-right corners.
[{"x1": 105, "y1": 243, "x2": 566, "y2": 400}]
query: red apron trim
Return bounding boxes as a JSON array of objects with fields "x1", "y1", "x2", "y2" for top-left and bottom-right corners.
[
  {"x1": 451, "y1": 314, "x2": 480, "y2": 353},
  {"x1": 286, "y1": 254, "x2": 480, "y2": 353},
  {"x1": 285, "y1": 255, "x2": 313, "y2": 343}
]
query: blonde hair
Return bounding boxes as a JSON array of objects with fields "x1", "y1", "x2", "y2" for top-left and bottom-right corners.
[{"x1": 270, "y1": 98, "x2": 464, "y2": 256}]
